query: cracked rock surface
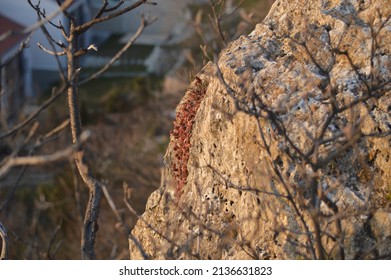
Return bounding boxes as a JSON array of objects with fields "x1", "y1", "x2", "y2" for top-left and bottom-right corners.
[{"x1": 129, "y1": 0, "x2": 390, "y2": 259}]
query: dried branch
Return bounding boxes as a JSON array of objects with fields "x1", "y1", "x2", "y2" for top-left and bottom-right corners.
[
  {"x1": 76, "y1": 0, "x2": 157, "y2": 34},
  {"x1": 0, "y1": 30, "x2": 13, "y2": 43},
  {"x1": 0, "y1": 37, "x2": 30, "y2": 68},
  {"x1": 24, "y1": 0, "x2": 75, "y2": 35},
  {"x1": 74, "y1": 44, "x2": 98, "y2": 58},
  {"x1": 43, "y1": 119, "x2": 70, "y2": 139},
  {"x1": 209, "y1": 0, "x2": 226, "y2": 45},
  {"x1": 0, "y1": 130, "x2": 90, "y2": 178},
  {"x1": 0, "y1": 0, "x2": 74, "y2": 44},
  {"x1": 95, "y1": 0, "x2": 111, "y2": 19},
  {"x1": 207, "y1": 163, "x2": 290, "y2": 199},
  {"x1": 0, "y1": 165, "x2": 28, "y2": 212},
  {"x1": 0, "y1": 85, "x2": 67, "y2": 140},
  {"x1": 37, "y1": 42, "x2": 66, "y2": 56},
  {"x1": 101, "y1": 184, "x2": 130, "y2": 236},
  {"x1": 0, "y1": 221, "x2": 9, "y2": 260},
  {"x1": 28, "y1": 0, "x2": 68, "y2": 82},
  {"x1": 46, "y1": 221, "x2": 63, "y2": 260},
  {"x1": 77, "y1": 15, "x2": 155, "y2": 86},
  {"x1": 62, "y1": 17, "x2": 102, "y2": 259},
  {"x1": 0, "y1": 122, "x2": 40, "y2": 168},
  {"x1": 95, "y1": 0, "x2": 126, "y2": 19},
  {"x1": 1, "y1": 0, "x2": 156, "y2": 260},
  {"x1": 214, "y1": 48, "x2": 317, "y2": 260},
  {"x1": 0, "y1": 0, "x2": 73, "y2": 72},
  {"x1": 0, "y1": 119, "x2": 70, "y2": 212}
]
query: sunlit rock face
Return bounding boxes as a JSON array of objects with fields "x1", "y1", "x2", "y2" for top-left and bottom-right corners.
[{"x1": 129, "y1": 0, "x2": 391, "y2": 260}]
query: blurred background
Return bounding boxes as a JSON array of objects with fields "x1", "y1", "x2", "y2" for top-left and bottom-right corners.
[{"x1": 0, "y1": 0, "x2": 274, "y2": 259}]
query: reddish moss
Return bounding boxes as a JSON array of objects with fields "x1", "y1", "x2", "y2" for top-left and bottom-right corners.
[{"x1": 170, "y1": 76, "x2": 208, "y2": 197}]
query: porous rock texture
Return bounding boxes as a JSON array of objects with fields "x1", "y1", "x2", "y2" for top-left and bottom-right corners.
[{"x1": 129, "y1": 0, "x2": 391, "y2": 259}]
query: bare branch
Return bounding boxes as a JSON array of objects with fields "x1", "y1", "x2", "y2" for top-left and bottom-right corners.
[
  {"x1": 78, "y1": 15, "x2": 155, "y2": 86},
  {"x1": 0, "y1": 131, "x2": 91, "y2": 178},
  {"x1": 209, "y1": 0, "x2": 226, "y2": 45},
  {"x1": 0, "y1": 0, "x2": 73, "y2": 46},
  {"x1": 0, "y1": 119, "x2": 70, "y2": 212},
  {"x1": 44, "y1": 119, "x2": 70, "y2": 139},
  {"x1": 74, "y1": 44, "x2": 98, "y2": 58},
  {"x1": 37, "y1": 42, "x2": 66, "y2": 56},
  {"x1": 1, "y1": 0, "x2": 157, "y2": 261},
  {"x1": 0, "y1": 37, "x2": 30, "y2": 68},
  {"x1": 28, "y1": 1, "x2": 68, "y2": 81},
  {"x1": 0, "y1": 30, "x2": 13, "y2": 43},
  {"x1": 24, "y1": 0, "x2": 76, "y2": 35},
  {"x1": 0, "y1": 221, "x2": 9, "y2": 260},
  {"x1": 101, "y1": 184, "x2": 130, "y2": 236},
  {"x1": 0, "y1": 85, "x2": 67, "y2": 140},
  {"x1": 94, "y1": 0, "x2": 133, "y2": 19},
  {"x1": 94, "y1": 0, "x2": 111, "y2": 19},
  {"x1": 46, "y1": 221, "x2": 63, "y2": 260},
  {"x1": 76, "y1": 0, "x2": 157, "y2": 34}
]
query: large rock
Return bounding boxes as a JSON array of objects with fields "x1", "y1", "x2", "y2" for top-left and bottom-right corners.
[{"x1": 129, "y1": 0, "x2": 391, "y2": 259}]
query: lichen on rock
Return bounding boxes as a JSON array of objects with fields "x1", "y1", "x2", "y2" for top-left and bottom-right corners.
[{"x1": 129, "y1": 0, "x2": 391, "y2": 259}]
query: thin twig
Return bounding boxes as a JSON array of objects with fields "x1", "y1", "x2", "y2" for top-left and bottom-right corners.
[
  {"x1": 0, "y1": 37, "x2": 30, "y2": 68},
  {"x1": 28, "y1": 1, "x2": 68, "y2": 83},
  {"x1": 46, "y1": 221, "x2": 63, "y2": 260},
  {"x1": 101, "y1": 184, "x2": 130, "y2": 235},
  {"x1": 24, "y1": 0, "x2": 76, "y2": 35},
  {"x1": 77, "y1": 15, "x2": 155, "y2": 86},
  {"x1": 76, "y1": 0, "x2": 157, "y2": 34},
  {"x1": 95, "y1": 0, "x2": 128, "y2": 19},
  {"x1": 37, "y1": 42, "x2": 66, "y2": 56},
  {"x1": 0, "y1": 131, "x2": 90, "y2": 178},
  {"x1": 0, "y1": 85, "x2": 67, "y2": 140},
  {"x1": 0, "y1": 221, "x2": 9, "y2": 260}
]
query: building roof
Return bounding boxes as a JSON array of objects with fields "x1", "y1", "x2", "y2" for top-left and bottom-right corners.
[{"x1": 0, "y1": 15, "x2": 26, "y2": 57}]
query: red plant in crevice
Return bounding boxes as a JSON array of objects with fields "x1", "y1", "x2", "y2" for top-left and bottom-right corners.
[{"x1": 170, "y1": 76, "x2": 208, "y2": 198}]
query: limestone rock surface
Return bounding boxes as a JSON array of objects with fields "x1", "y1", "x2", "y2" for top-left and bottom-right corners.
[{"x1": 129, "y1": 0, "x2": 391, "y2": 259}]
